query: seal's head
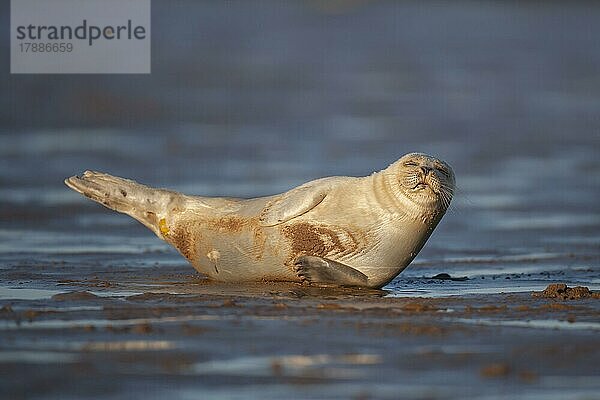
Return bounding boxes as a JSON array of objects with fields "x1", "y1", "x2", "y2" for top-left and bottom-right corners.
[{"x1": 386, "y1": 153, "x2": 455, "y2": 212}]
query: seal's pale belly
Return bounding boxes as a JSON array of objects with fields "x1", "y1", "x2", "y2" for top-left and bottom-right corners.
[
  {"x1": 166, "y1": 201, "x2": 434, "y2": 286},
  {"x1": 165, "y1": 209, "x2": 370, "y2": 282},
  {"x1": 165, "y1": 213, "x2": 286, "y2": 282}
]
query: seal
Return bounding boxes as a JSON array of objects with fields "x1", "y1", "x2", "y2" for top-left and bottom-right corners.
[{"x1": 64, "y1": 152, "x2": 454, "y2": 288}]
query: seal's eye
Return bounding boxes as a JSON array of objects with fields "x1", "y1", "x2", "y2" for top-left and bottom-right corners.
[{"x1": 404, "y1": 161, "x2": 418, "y2": 167}]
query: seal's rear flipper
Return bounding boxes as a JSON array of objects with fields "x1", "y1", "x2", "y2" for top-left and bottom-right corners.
[
  {"x1": 65, "y1": 171, "x2": 184, "y2": 238},
  {"x1": 294, "y1": 255, "x2": 369, "y2": 287}
]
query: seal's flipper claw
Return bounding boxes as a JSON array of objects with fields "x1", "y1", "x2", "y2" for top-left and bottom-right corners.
[{"x1": 294, "y1": 255, "x2": 368, "y2": 287}]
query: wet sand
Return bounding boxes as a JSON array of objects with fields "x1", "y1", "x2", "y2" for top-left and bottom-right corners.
[{"x1": 1, "y1": 262, "x2": 599, "y2": 400}]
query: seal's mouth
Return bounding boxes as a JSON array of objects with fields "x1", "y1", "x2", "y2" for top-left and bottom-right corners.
[
  {"x1": 412, "y1": 182, "x2": 428, "y2": 190},
  {"x1": 409, "y1": 169, "x2": 442, "y2": 195},
  {"x1": 408, "y1": 176, "x2": 442, "y2": 200}
]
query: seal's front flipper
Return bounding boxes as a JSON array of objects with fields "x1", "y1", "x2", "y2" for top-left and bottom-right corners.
[
  {"x1": 294, "y1": 255, "x2": 368, "y2": 287},
  {"x1": 258, "y1": 177, "x2": 355, "y2": 226}
]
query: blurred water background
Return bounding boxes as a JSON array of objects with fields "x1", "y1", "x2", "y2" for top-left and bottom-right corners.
[{"x1": 0, "y1": 1, "x2": 599, "y2": 296}]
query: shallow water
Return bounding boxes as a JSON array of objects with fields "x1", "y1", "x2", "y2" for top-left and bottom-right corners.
[{"x1": 1, "y1": 1, "x2": 599, "y2": 399}]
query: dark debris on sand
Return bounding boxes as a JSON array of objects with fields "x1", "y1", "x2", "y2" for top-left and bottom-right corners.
[{"x1": 532, "y1": 283, "x2": 600, "y2": 300}]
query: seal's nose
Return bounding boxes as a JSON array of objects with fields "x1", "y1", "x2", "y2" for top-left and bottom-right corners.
[{"x1": 420, "y1": 166, "x2": 431, "y2": 175}]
